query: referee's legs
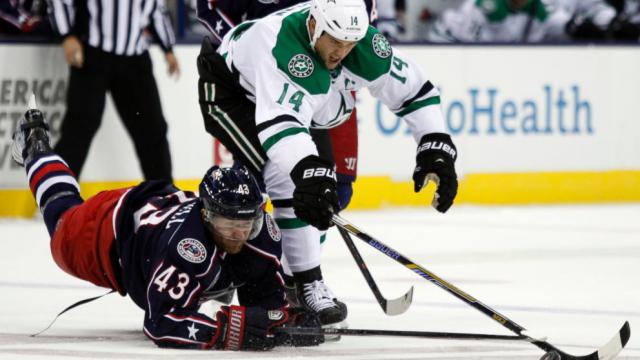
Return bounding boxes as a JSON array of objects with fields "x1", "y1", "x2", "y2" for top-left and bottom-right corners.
[
  {"x1": 112, "y1": 52, "x2": 172, "y2": 181},
  {"x1": 54, "y1": 48, "x2": 109, "y2": 177}
]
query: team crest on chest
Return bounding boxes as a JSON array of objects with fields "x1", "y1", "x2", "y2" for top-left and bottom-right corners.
[
  {"x1": 372, "y1": 33, "x2": 392, "y2": 58},
  {"x1": 288, "y1": 54, "x2": 314, "y2": 78},
  {"x1": 265, "y1": 215, "x2": 281, "y2": 242},
  {"x1": 177, "y1": 238, "x2": 207, "y2": 263}
]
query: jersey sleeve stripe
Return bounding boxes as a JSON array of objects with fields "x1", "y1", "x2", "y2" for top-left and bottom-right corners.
[
  {"x1": 400, "y1": 81, "x2": 435, "y2": 109},
  {"x1": 207, "y1": 104, "x2": 266, "y2": 170},
  {"x1": 244, "y1": 243, "x2": 281, "y2": 266},
  {"x1": 183, "y1": 282, "x2": 202, "y2": 308},
  {"x1": 146, "y1": 261, "x2": 165, "y2": 319},
  {"x1": 261, "y1": 127, "x2": 309, "y2": 152},
  {"x1": 164, "y1": 313, "x2": 216, "y2": 328},
  {"x1": 256, "y1": 115, "x2": 303, "y2": 133},
  {"x1": 112, "y1": 188, "x2": 133, "y2": 238},
  {"x1": 143, "y1": 326, "x2": 207, "y2": 346},
  {"x1": 215, "y1": 8, "x2": 235, "y2": 28},
  {"x1": 274, "y1": 217, "x2": 309, "y2": 229},
  {"x1": 395, "y1": 96, "x2": 441, "y2": 117},
  {"x1": 195, "y1": 246, "x2": 218, "y2": 278}
]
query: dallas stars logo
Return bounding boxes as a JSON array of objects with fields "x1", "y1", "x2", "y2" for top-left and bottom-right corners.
[
  {"x1": 372, "y1": 33, "x2": 392, "y2": 58},
  {"x1": 288, "y1": 54, "x2": 314, "y2": 78}
]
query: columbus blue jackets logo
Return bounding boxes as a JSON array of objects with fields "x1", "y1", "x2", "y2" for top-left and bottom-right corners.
[
  {"x1": 372, "y1": 33, "x2": 392, "y2": 58},
  {"x1": 265, "y1": 215, "x2": 281, "y2": 242},
  {"x1": 288, "y1": 54, "x2": 314, "y2": 78},
  {"x1": 177, "y1": 238, "x2": 207, "y2": 263}
]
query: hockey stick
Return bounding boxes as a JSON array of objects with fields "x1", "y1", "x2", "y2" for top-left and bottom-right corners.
[
  {"x1": 277, "y1": 326, "x2": 527, "y2": 341},
  {"x1": 337, "y1": 226, "x2": 413, "y2": 315},
  {"x1": 331, "y1": 214, "x2": 631, "y2": 360}
]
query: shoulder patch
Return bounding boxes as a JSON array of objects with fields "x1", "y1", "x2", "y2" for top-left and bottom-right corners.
[
  {"x1": 272, "y1": 9, "x2": 330, "y2": 94},
  {"x1": 265, "y1": 214, "x2": 281, "y2": 242},
  {"x1": 372, "y1": 33, "x2": 392, "y2": 58},
  {"x1": 288, "y1": 54, "x2": 315, "y2": 78},
  {"x1": 177, "y1": 238, "x2": 207, "y2": 263},
  {"x1": 341, "y1": 26, "x2": 393, "y2": 82}
]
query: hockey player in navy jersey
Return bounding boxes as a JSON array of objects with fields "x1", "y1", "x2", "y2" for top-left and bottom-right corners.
[{"x1": 11, "y1": 96, "x2": 323, "y2": 350}]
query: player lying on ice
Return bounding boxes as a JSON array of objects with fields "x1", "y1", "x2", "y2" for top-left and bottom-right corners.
[{"x1": 11, "y1": 96, "x2": 324, "y2": 350}]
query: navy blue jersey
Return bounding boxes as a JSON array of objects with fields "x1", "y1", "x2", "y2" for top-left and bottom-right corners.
[
  {"x1": 113, "y1": 180, "x2": 285, "y2": 348},
  {"x1": 197, "y1": 0, "x2": 377, "y2": 44}
]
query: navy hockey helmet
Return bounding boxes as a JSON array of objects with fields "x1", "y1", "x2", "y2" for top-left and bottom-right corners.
[{"x1": 199, "y1": 165, "x2": 265, "y2": 229}]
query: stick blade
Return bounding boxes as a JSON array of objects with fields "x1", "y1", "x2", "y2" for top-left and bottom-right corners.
[
  {"x1": 383, "y1": 286, "x2": 414, "y2": 316},
  {"x1": 552, "y1": 321, "x2": 630, "y2": 360},
  {"x1": 594, "y1": 321, "x2": 630, "y2": 360}
]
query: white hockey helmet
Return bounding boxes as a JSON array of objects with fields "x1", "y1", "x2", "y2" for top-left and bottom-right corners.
[{"x1": 307, "y1": 0, "x2": 369, "y2": 48}]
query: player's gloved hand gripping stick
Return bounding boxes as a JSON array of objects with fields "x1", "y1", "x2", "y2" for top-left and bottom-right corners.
[
  {"x1": 213, "y1": 305, "x2": 324, "y2": 350},
  {"x1": 290, "y1": 155, "x2": 340, "y2": 230}
]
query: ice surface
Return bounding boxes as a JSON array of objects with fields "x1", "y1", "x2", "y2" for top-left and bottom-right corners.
[{"x1": 1, "y1": 205, "x2": 639, "y2": 359}]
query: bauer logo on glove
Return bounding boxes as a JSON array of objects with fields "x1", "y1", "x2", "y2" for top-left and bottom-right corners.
[
  {"x1": 302, "y1": 167, "x2": 337, "y2": 180},
  {"x1": 291, "y1": 155, "x2": 340, "y2": 230},
  {"x1": 417, "y1": 140, "x2": 457, "y2": 160},
  {"x1": 413, "y1": 133, "x2": 458, "y2": 213}
]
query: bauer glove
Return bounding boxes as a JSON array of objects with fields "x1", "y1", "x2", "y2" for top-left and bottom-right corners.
[
  {"x1": 413, "y1": 133, "x2": 458, "y2": 213},
  {"x1": 290, "y1": 155, "x2": 339, "y2": 230}
]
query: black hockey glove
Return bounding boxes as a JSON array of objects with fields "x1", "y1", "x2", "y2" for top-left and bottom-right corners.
[
  {"x1": 290, "y1": 155, "x2": 339, "y2": 230},
  {"x1": 413, "y1": 133, "x2": 458, "y2": 213},
  {"x1": 274, "y1": 307, "x2": 325, "y2": 347},
  {"x1": 213, "y1": 305, "x2": 290, "y2": 351},
  {"x1": 213, "y1": 305, "x2": 323, "y2": 351}
]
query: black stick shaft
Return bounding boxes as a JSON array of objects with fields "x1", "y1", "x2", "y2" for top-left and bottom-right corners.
[
  {"x1": 331, "y1": 215, "x2": 630, "y2": 360},
  {"x1": 277, "y1": 326, "x2": 527, "y2": 341},
  {"x1": 331, "y1": 215, "x2": 561, "y2": 354},
  {"x1": 337, "y1": 226, "x2": 388, "y2": 312}
]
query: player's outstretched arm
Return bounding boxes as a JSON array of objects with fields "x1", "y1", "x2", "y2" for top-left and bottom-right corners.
[{"x1": 365, "y1": 42, "x2": 458, "y2": 212}]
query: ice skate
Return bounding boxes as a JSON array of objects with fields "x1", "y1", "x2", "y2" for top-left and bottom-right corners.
[
  {"x1": 11, "y1": 94, "x2": 52, "y2": 166},
  {"x1": 294, "y1": 267, "x2": 348, "y2": 326}
]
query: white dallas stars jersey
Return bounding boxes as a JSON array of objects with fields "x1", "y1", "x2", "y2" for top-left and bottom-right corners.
[{"x1": 217, "y1": 3, "x2": 446, "y2": 176}]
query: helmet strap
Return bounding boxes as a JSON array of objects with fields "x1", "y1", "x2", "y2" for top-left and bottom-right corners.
[
  {"x1": 307, "y1": 15, "x2": 321, "y2": 49},
  {"x1": 202, "y1": 208, "x2": 215, "y2": 225}
]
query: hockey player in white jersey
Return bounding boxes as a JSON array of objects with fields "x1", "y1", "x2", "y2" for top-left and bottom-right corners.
[{"x1": 196, "y1": 0, "x2": 458, "y2": 325}]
